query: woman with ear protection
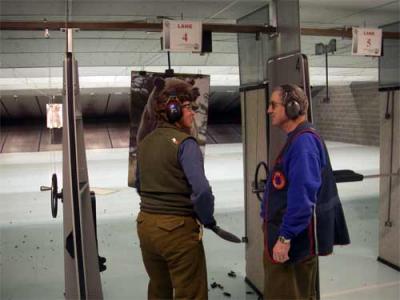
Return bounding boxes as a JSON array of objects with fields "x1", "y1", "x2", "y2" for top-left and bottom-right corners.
[
  {"x1": 262, "y1": 84, "x2": 350, "y2": 300},
  {"x1": 134, "y1": 78, "x2": 215, "y2": 300}
]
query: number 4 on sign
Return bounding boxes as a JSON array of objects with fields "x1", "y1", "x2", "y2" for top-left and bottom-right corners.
[{"x1": 182, "y1": 33, "x2": 188, "y2": 42}]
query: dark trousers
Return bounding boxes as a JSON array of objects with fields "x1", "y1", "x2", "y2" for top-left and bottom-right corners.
[
  {"x1": 264, "y1": 255, "x2": 317, "y2": 300},
  {"x1": 137, "y1": 211, "x2": 208, "y2": 300}
]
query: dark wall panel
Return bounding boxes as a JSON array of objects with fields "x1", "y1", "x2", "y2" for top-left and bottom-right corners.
[
  {"x1": 106, "y1": 94, "x2": 129, "y2": 117},
  {"x1": 207, "y1": 124, "x2": 241, "y2": 144},
  {"x1": 107, "y1": 122, "x2": 130, "y2": 148},
  {"x1": 1, "y1": 88, "x2": 241, "y2": 124},
  {"x1": 0, "y1": 127, "x2": 8, "y2": 152},
  {"x1": 206, "y1": 133, "x2": 217, "y2": 144},
  {"x1": 83, "y1": 123, "x2": 112, "y2": 149},
  {"x1": 2, "y1": 95, "x2": 42, "y2": 119},
  {"x1": 0, "y1": 123, "x2": 242, "y2": 153},
  {"x1": 39, "y1": 129, "x2": 62, "y2": 152},
  {"x1": 2, "y1": 125, "x2": 41, "y2": 153},
  {"x1": 1, "y1": 99, "x2": 10, "y2": 119},
  {"x1": 80, "y1": 94, "x2": 109, "y2": 118}
]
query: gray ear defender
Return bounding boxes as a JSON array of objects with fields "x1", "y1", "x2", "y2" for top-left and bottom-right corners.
[
  {"x1": 281, "y1": 84, "x2": 303, "y2": 120},
  {"x1": 286, "y1": 100, "x2": 301, "y2": 120},
  {"x1": 166, "y1": 96, "x2": 182, "y2": 123}
]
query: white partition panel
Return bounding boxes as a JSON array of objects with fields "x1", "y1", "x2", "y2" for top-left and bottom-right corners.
[{"x1": 378, "y1": 90, "x2": 400, "y2": 270}]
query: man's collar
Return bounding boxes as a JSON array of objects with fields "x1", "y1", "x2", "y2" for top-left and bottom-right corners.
[
  {"x1": 287, "y1": 121, "x2": 311, "y2": 137},
  {"x1": 157, "y1": 120, "x2": 191, "y2": 134}
]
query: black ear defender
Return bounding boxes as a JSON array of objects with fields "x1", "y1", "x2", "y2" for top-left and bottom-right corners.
[
  {"x1": 281, "y1": 84, "x2": 302, "y2": 120},
  {"x1": 165, "y1": 96, "x2": 182, "y2": 123}
]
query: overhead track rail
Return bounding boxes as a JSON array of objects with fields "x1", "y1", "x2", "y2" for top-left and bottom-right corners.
[
  {"x1": 1, "y1": 21, "x2": 399, "y2": 39},
  {"x1": 0, "y1": 21, "x2": 275, "y2": 34},
  {"x1": 301, "y1": 27, "x2": 400, "y2": 39}
]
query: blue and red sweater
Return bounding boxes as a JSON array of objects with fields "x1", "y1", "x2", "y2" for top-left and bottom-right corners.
[
  {"x1": 261, "y1": 128, "x2": 326, "y2": 239},
  {"x1": 261, "y1": 122, "x2": 350, "y2": 263}
]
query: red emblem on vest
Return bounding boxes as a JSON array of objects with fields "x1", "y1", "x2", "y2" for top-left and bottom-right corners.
[{"x1": 272, "y1": 171, "x2": 286, "y2": 190}]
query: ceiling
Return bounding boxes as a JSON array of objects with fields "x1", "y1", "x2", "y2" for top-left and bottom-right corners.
[{"x1": 0, "y1": 0, "x2": 398, "y2": 119}]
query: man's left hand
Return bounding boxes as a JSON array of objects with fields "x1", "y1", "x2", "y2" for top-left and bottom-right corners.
[{"x1": 272, "y1": 240, "x2": 290, "y2": 263}]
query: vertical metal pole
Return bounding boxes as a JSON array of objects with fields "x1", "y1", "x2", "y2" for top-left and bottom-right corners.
[
  {"x1": 167, "y1": 51, "x2": 171, "y2": 70},
  {"x1": 66, "y1": 28, "x2": 87, "y2": 299},
  {"x1": 324, "y1": 48, "x2": 329, "y2": 102},
  {"x1": 385, "y1": 91, "x2": 394, "y2": 227},
  {"x1": 316, "y1": 258, "x2": 321, "y2": 300},
  {"x1": 63, "y1": 27, "x2": 103, "y2": 300},
  {"x1": 165, "y1": 51, "x2": 174, "y2": 76},
  {"x1": 313, "y1": 208, "x2": 321, "y2": 300}
]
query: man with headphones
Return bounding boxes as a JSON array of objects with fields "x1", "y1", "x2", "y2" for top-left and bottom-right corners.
[
  {"x1": 262, "y1": 84, "x2": 350, "y2": 299},
  {"x1": 135, "y1": 77, "x2": 215, "y2": 300}
]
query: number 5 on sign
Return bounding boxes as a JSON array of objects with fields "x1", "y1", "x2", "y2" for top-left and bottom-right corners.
[
  {"x1": 163, "y1": 20, "x2": 202, "y2": 52},
  {"x1": 352, "y1": 27, "x2": 382, "y2": 56}
]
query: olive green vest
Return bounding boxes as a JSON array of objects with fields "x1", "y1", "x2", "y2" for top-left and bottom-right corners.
[{"x1": 137, "y1": 123, "x2": 195, "y2": 216}]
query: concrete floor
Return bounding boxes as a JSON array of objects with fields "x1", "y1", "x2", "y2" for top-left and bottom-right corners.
[{"x1": 0, "y1": 142, "x2": 399, "y2": 299}]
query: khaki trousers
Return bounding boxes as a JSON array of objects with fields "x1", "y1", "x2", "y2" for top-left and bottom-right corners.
[
  {"x1": 264, "y1": 255, "x2": 317, "y2": 300},
  {"x1": 137, "y1": 211, "x2": 208, "y2": 300}
]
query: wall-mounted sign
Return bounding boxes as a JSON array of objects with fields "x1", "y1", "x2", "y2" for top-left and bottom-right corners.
[
  {"x1": 352, "y1": 27, "x2": 382, "y2": 56},
  {"x1": 46, "y1": 103, "x2": 63, "y2": 128},
  {"x1": 163, "y1": 20, "x2": 202, "y2": 52}
]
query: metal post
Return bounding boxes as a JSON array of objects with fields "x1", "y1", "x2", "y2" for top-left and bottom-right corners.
[
  {"x1": 316, "y1": 258, "x2": 321, "y2": 300},
  {"x1": 62, "y1": 28, "x2": 104, "y2": 299},
  {"x1": 324, "y1": 47, "x2": 329, "y2": 102},
  {"x1": 167, "y1": 51, "x2": 171, "y2": 70}
]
